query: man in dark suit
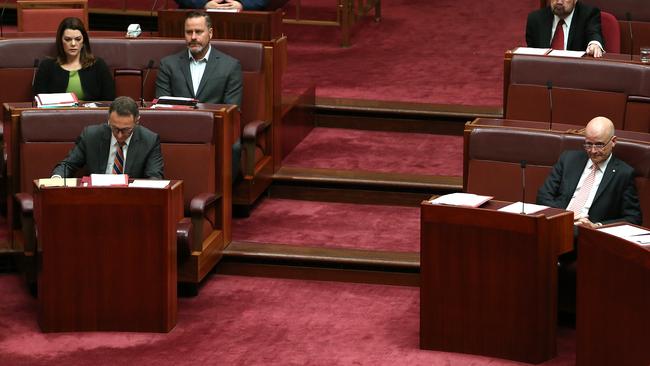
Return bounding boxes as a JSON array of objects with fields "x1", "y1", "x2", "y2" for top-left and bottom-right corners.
[
  {"x1": 155, "y1": 11, "x2": 242, "y2": 180},
  {"x1": 537, "y1": 116, "x2": 642, "y2": 229},
  {"x1": 526, "y1": 0, "x2": 604, "y2": 57},
  {"x1": 52, "y1": 96, "x2": 164, "y2": 179},
  {"x1": 174, "y1": 0, "x2": 269, "y2": 11}
]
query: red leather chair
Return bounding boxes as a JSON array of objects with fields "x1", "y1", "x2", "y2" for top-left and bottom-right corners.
[{"x1": 600, "y1": 11, "x2": 621, "y2": 54}]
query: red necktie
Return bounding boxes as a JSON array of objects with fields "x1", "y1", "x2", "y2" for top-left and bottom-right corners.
[
  {"x1": 112, "y1": 142, "x2": 125, "y2": 174},
  {"x1": 551, "y1": 19, "x2": 565, "y2": 50}
]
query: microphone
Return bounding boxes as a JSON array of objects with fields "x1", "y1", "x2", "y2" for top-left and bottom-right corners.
[
  {"x1": 60, "y1": 161, "x2": 70, "y2": 187},
  {"x1": 626, "y1": 12, "x2": 634, "y2": 61},
  {"x1": 520, "y1": 160, "x2": 527, "y2": 214},
  {"x1": 31, "y1": 59, "x2": 40, "y2": 107},
  {"x1": 141, "y1": 59, "x2": 154, "y2": 107},
  {"x1": 0, "y1": 0, "x2": 10, "y2": 38},
  {"x1": 31, "y1": 59, "x2": 40, "y2": 86},
  {"x1": 149, "y1": 0, "x2": 160, "y2": 37},
  {"x1": 546, "y1": 80, "x2": 553, "y2": 130}
]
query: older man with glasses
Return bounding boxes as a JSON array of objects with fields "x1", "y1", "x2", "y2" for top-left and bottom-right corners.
[
  {"x1": 537, "y1": 116, "x2": 642, "y2": 231},
  {"x1": 52, "y1": 96, "x2": 164, "y2": 179}
]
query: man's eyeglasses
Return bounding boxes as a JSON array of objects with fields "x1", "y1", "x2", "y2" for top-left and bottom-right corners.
[
  {"x1": 108, "y1": 122, "x2": 136, "y2": 136},
  {"x1": 583, "y1": 136, "x2": 612, "y2": 151}
]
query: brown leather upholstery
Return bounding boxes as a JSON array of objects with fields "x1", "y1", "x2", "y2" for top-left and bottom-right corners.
[
  {"x1": 465, "y1": 126, "x2": 650, "y2": 228},
  {"x1": 506, "y1": 55, "x2": 650, "y2": 133},
  {"x1": 18, "y1": 108, "x2": 229, "y2": 287}
]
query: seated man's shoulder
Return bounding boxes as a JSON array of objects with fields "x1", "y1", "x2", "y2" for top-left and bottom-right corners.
[
  {"x1": 211, "y1": 48, "x2": 240, "y2": 65},
  {"x1": 527, "y1": 6, "x2": 550, "y2": 20},
  {"x1": 83, "y1": 123, "x2": 110, "y2": 136},
  {"x1": 160, "y1": 50, "x2": 186, "y2": 63},
  {"x1": 137, "y1": 125, "x2": 160, "y2": 141}
]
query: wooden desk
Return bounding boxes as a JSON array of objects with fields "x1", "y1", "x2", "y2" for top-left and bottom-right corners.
[
  {"x1": 576, "y1": 225, "x2": 650, "y2": 366},
  {"x1": 35, "y1": 180, "x2": 183, "y2": 332},
  {"x1": 157, "y1": 9, "x2": 283, "y2": 41},
  {"x1": 283, "y1": 0, "x2": 380, "y2": 47},
  {"x1": 420, "y1": 200, "x2": 573, "y2": 363}
]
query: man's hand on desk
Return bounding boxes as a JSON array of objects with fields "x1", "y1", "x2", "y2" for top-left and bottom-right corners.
[
  {"x1": 586, "y1": 42, "x2": 604, "y2": 58},
  {"x1": 205, "y1": 0, "x2": 243, "y2": 9},
  {"x1": 574, "y1": 216, "x2": 602, "y2": 228}
]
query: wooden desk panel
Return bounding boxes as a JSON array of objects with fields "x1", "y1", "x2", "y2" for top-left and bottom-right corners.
[
  {"x1": 157, "y1": 9, "x2": 283, "y2": 41},
  {"x1": 576, "y1": 225, "x2": 650, "y2": 366},
  {"x1": 35, "y1": 181, "x2": 183, "y2": 332},
  {"x1": 420, "y1": 200, "x2": 573, "y2": 363}
]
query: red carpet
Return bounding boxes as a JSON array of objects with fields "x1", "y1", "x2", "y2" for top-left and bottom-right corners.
[
  {"x1": 283, "y1": 0, "x2": 537, "y2": 106},
  {"x1": 0, "y1": 274, "x2": 576, "y2": 365},
  {"x1": 282, "y1": 127, "x2": 463, "y2": 176},
  {"x1": 233, "y1": 198, "x2": 420, "y2": 252}
]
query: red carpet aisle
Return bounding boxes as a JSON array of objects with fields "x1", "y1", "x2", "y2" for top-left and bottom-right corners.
[
  {"x1": 0, "y1": 274, "x2": 576, "y2": 365},
  {"x1": 281, "y1": 127, "x2": 463, "y2": 176},
  {"x1": 283, "y1": 0, "x2": 538, "y2": 106},
  {"x1": 233, "y1": 199, "x2": 420, "y2": 252}
]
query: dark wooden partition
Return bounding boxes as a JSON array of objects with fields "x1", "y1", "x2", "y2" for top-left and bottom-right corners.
[
  {"x1": 36, "y1": 182, "x2": 183, "y2": 332},
  {"x1": 420, "y1": 200, "x2": 573, "y2": 363},
  {"x1": 576, "y1": 225, "x2": 650, "y2": 366},
  {"x1": 158, "y1": 9, "x2": 283, "y2": 40}
]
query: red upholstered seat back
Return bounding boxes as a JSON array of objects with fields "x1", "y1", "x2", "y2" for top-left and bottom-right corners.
[
  {"x1": 506, "y1": 55, "x2": 650, "y2": 132},
  {"x1": 17, "y1": 0, "x2": 89, "y2": 32},
  {"x1": 600, "y1": 11, "x2": 621, "y2": 54},
  {"x1": 19, "y1": 9, "x2": 86, "y2": 32}
]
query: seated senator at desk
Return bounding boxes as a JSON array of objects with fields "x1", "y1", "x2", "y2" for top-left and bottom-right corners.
[
  {"x1": 526, "y1": 0, "x2": 604, "y2": 57},
  {"x1": 536, "y1": 116, "x2": 642, "y2": 232},
  {"x1": 174, "y1": 0, "x2": 269, "y2": 11},
  {"x1": 155, "y1": 11, "x2": 242, "y2": 181},
  {"x1": 33, "y1": 17, "x2": 115, "y2": 101},
  {"x1": 52, "y1": 96, "x2": 164, "y2": 179}
]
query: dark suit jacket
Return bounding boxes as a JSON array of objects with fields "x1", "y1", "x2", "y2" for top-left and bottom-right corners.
[
  {"x1": 52, "y1": 124, "x2": 164, "y2": 179},
  {"x1": 536, "y1": 150, "x2": 642, "y2": 225},
  {"x1": 33, "y1": 57, "x2": 116, "y2": 101},
  {"x1": 155, "y1": 47, "x2": 242, "y2": 106},
  {"x1": 526, "y1": 2, "x2": 604, "y2": 51},
  {"x1": 174, "y1": 0, "x2": 269, "y2": 10}
]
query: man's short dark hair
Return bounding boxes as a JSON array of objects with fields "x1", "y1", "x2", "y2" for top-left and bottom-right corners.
[
  {"x1": 109, "y1": 96, "x2": 139, "y2": 119},
  {"x1": 186, "y1": 11, "x2": 212, "y2": 29}
]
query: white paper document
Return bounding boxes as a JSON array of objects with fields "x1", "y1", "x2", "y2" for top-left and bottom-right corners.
[
  {"x1": 498, "y1": 201, "x2": 548, "y2": 214},
  {"x1": 129, "y1": 180, "x2": 170, "y2": 189},
  {"x1": 513, "y1": 47, "x2": 551, "y2": 56},
  {"x1": 548, "y1": 50, "x2": 586, "y2": 58},
  {"x1": 91, "y1": 174, "x2": 128, "y2": 186},
  {"x1": 429, "y1": 193, "x2": 492, "y2": 208},
  {"x1": 598, "y1": 224, "x2": 650, "y2": 245},
  {"x1": 38, "y1": 177, "x2": 78, "y2": 187},
  {"x1": 206, "y1": 8, "x2": 240, "y2": 12}
]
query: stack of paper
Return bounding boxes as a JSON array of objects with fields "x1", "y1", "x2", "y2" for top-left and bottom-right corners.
[
  {"x1": 151, "y1": 96, "x2": 198, "y2": 109},
  {"x1": 90, "y1": 174, "x2": 129, "y2": 186},
  {"x1": 598, "y1": 224, "x2": 650, "y2": 245},
  {"x1": 35, "y1": 92, "x2": 78, "y2": 108},
  {"x1": 429, "y1": 193, "x2": 492, "y2": 208}
]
